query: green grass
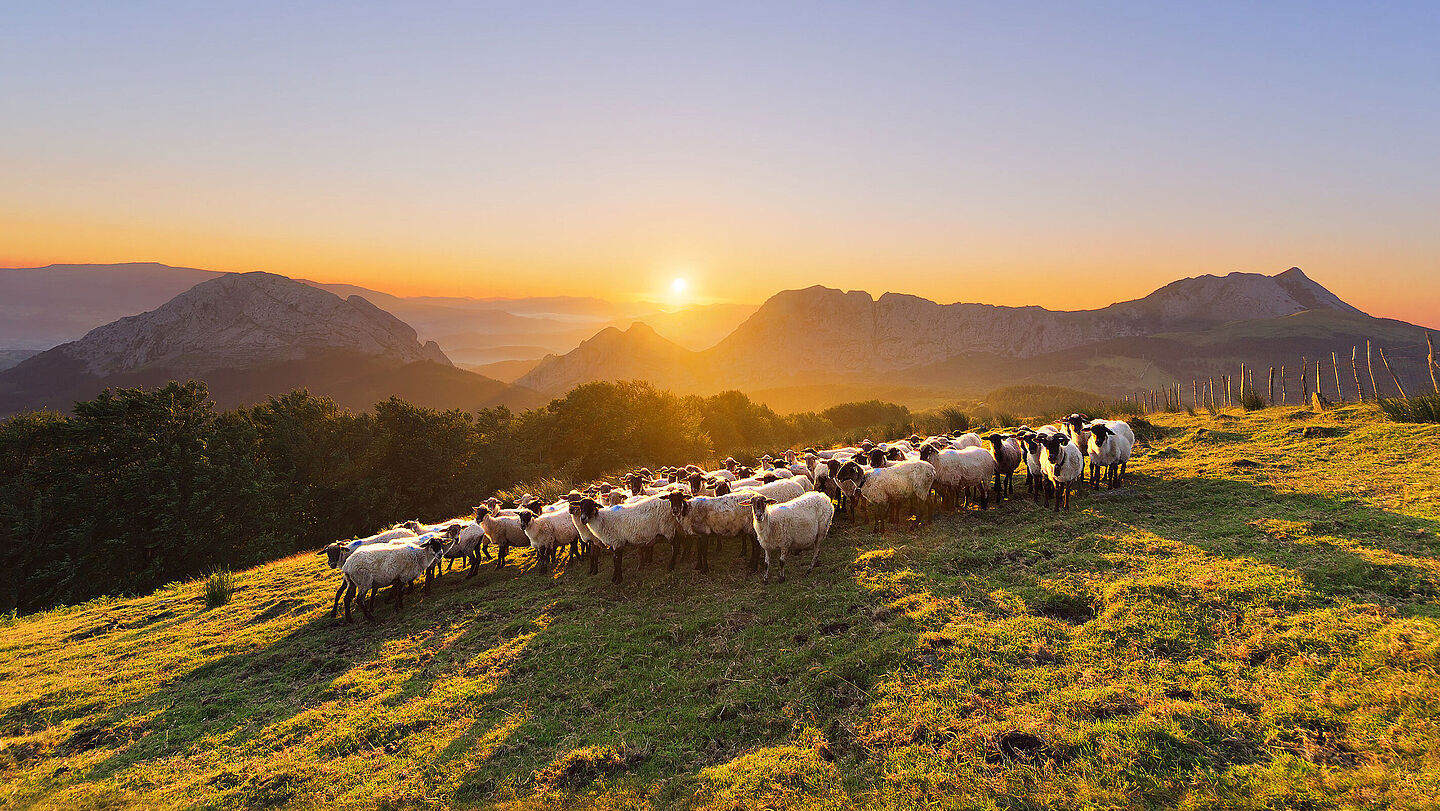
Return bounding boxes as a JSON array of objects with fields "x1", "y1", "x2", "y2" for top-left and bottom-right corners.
[
  {"x1": 203, "y1": 571, "x2": 236, "y2": 609},
  {"x1": 3, "y1": 406, "x2": 1440, "y2": 809}
]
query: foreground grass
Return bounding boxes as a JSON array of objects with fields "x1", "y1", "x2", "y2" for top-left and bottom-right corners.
[{"x1": 3, "y1": 405, "x2": 1440, "y2": 809}]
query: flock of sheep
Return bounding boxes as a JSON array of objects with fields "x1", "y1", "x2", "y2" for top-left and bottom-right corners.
[{"x1": 319, "y1": 413, "x2": 1135, "y2": 622}]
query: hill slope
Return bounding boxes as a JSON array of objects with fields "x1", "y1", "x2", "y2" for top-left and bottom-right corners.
[{"x1": 3, "y1": 406, "x2": 1438, "y2": 809}]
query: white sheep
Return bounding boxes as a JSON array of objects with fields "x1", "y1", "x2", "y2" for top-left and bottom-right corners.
[
  {"x1": 518, "y1": 507, "x2": 581, "y2": 573},
  {"x1": 919, "y1": 444, "x2": 994, "y2": 511},
  {"x1": 1087, "y1": 421, "x2": 1133, "y2": 488},
  {"x1": 859, "y1": 458, "x2": 936, "y2": 533},
  {"x1": 952, "y1": 432, "x2": 982, "y2": 449},
  {"x1": 1037, "y1": 432, "x2": 1084, "y2": 510},
  {"x1": 475, "y1": 505, "x2": 530, "y2": 570},
  {"x1": 743, "y1": 492, "x2": 835, "y2": 583},
  {"x1": 339, "y1": 536, "x2": 446, "y2": 622},
  {"x1": 574, "y1": 495, "x2": 681, "y2": 583}
]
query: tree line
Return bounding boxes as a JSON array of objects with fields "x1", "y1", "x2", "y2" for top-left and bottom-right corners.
[{"x1": 0, "y1": 380, "x2": 915, "y2": 614}]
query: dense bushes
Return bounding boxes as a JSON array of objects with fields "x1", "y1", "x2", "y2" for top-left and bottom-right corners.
[{"x1": 0, "y1": 380, "x2": 914, "y2": 613}]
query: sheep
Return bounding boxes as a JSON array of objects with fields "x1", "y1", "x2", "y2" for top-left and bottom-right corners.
[
  {"x1": 858, "y1": 459, "x2": 936, "y2": 533},
  {"x1": 319, "y1": 526, "x2": 419, "y2": 570},
  {"x1": 1037, "y1": 432, "x2": 1084, "y2": 511},
  {"x1": 742, "y1": 492, "x2": 835, "y2": 583},
  {"x1": 573, "y1": 495, "x2": 681, "y2": 583},
  {"x1": 476, "y1": 505, "x2": 530, "y2": 570},
  {"x1": 728, "y1": 477, "x2": 808, "y2": 568},
  {"x1": 442, "y1": 520, "x2": 490, "y2": 577},
  {"x1": 952, "y1": 432, "x2": 982, "y2": 449},
  {"x1": 984, "y1": 433, "x2": 1023, "y2": 500},
  {"x1": 835, "y1": 459, "x2": 867, "y2": 521},
  {"x1": 1087, "y1": 421, "x2": 1133, "y2": 488},
  {"x1": 1061, "y1": 414, "x2": 1094, "y2": 469},
  {"x1": 518, "y1": 506, "x2": 581, "y2": 573},
  {"x1": 340, "y1": 535, "x2": 447, "y2": 622},
  {"x1": 919, "y1": 444, "x2": 993, "y2": 511},
  {"x1": 660, "y1": 491, "x2": 756, "y2": 572},
  {"x1": 1015, "y1": 431, "x2": 1045, "y2": 496}
]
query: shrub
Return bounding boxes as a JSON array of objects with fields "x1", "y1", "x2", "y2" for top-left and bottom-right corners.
[
  {"x1": 1378, "y1": 395, "x2": 1440, "y2": 424},
  {"x1": 1240, "y1": 389, "x2": 1266, "y2": 411},
  {"x1": 939, "y1": 407, "x2": 970, "y2": 433},
  {"x1": 204, "y1": 570, "x2": 236, "y2": 608}
]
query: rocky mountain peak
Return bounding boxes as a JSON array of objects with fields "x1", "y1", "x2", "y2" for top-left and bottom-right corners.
[{"x1": 53, "y1": 271, "x2": 452, "y2": 376}]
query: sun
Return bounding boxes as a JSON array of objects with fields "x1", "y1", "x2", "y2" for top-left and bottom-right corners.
[{"x1": 667, "y1": 277, "x2": 689, "y2": 306}]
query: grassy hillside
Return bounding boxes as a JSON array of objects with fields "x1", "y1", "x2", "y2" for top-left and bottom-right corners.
[{"x1": 3, "y1": 406, "x2": 1439, "y2": 809}]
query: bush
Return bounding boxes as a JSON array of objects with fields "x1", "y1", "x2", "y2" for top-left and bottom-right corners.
[
  {"x1": 1378, "y1": 395, "x2": 1440, "y2": 423},
  {"x1": 1240, "y1": 389, "x2": 1266, "y2": 411},
  {"x1": 204, "y1": 570, "x2": 236, "y2": 608},
  {"x1": 939, "y1": 407, "x2": 970, "y2": 433}
]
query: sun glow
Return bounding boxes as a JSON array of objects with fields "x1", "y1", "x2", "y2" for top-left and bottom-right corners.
[{"x1": 668, "y1": 277, "x2": 689, "y2": 306}]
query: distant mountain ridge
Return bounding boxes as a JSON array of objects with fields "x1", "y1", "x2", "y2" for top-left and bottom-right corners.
[
  {"x1": 518, "y1": 268, "x2": 1429, "y2": 400},
  {"x1": 0, "y1": 273, "x2": 541, "y2": 415}
]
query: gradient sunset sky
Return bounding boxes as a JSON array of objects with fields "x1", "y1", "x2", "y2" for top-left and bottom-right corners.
[{"x1": 3, "y1": 2, "x2": 1437, "y2": 324}]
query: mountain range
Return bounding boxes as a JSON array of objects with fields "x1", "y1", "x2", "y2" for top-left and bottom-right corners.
[
  {"x1": 515, "y1": 268, "x2": 1434, "y2": 403},
  {"x1": 0, "y1": 272, "x2": 539, "y2": 415},
  {"x1": 0, "y1": 263, "x2": 1432, "y2": 416}
]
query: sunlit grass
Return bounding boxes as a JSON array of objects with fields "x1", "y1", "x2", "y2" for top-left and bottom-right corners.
[{"x1": 1, "y1": 405, "x2": 1437, "y2": 809}]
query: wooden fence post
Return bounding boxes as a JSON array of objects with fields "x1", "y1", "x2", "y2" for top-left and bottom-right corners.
[
  {"x1": 1280, "y1": 365, "x2": 1287, "y2": 404},
  {"x1": 1429, "y1": 332, "x2": 1439, "y2": 394},
  {"x1": 1367, "y1": 340, "x2": 1379, "y2": 400},
  {"x1": 1314, "y1": 359, "x2": 1322, "y2": 401},
  {"x1": 1379, "y1": 346, "x2": 1408, "y2": 399},
  {"x1": 1352, "y1": 346, "x2": 1365, "y2": 402},
  {"x1": 1301, "y1": 357, "x2": 1310, "y2": 404},
  {"x1": 1268, "y1": 367, "x2": 1275, "y2": 405},
  {"x1": 1332, "y1": 351, "x2": 1343, "y2": 402}
]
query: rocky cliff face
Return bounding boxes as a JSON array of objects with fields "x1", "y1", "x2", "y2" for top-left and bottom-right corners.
[{"x1": 54, "y1": 271, "x2": 452, "y2": 376}]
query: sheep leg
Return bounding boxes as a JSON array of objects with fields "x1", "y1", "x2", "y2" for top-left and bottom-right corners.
[
  {"x1": 392, "y1": 579, "x2": 405, "y2": 612},
  {"x1": 342, "y1": 582, "x2": 355, "y2": 623},
  {"x1": 495, "y1": 541, "x2": 509, "y2": 570},
  {"x1": 762, "y1": 547, "x2": 774, "y2": 584},
  {"x1": 330, "y1": 583, "x2": 345, "y2": 618},
  {"x1": 696, "y1": 535, "x2": 708, "y2": 572},
  {"x1": 667, "y1": 538, "x2": 680, "y2": 571},
  {"x1": 777, "y1": 548, "x2": 788, "y2": 583},
  {"x1": 466, "y1": 551, "x2": 480, "y2": 578},
  {"x1": 611, "y1": 546, "x2": 625, "y2": 584},
  {"x1": 589, "y1": 544, "x2": 600, "y2": 576},
  {"x1": 749, "y1": 538, "x2": 762, "y2": 572},
  {"x1": 806, "y1": 542, "x2": 821, "y2": 575},
  {"x1": 481, "y1": 537, "x2": 492, "y2": 560},
  {"x1": 424, "y1": 566, "x2": 433, "y2": 593}
]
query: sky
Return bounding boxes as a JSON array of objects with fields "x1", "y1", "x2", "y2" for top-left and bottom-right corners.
[{"x1": 2, "y1": 1, "x2": 1438, "y2": 323}]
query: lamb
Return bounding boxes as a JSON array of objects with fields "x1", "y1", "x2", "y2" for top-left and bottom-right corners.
[
  {"x1": 984, "y1": 433, "x2": 1023, "y2": 499},
  {"x1": 743, "y1": 492, "x2": 835, "y2": 583},
  {"x1": 660, "y1": 491, "x2": 755, "y2": 572},
  {"x1": 1087, "y1": 421, "x2": 1133, "y2": 488},
  {"x1": 728, "y1": 476, "x2": 808, "y2": 568},
  {"x1": 1037, "y1": 432, "x2": 1085, "y2": 511},
  {"x1": 858, "y1": 458, "x2": 936, "y2": 533},
  {"x1": 919, "y1": 444, "x2": 993, "y2": 511},
  {"x1": 573, "y1": 494, "x2": 681, "y2": 583},
  {"x1": 1015, "y1": 431, "x2": 1045, "y2": 496},
  {"x1": 339, "y1": 535, "x2": 447, "y2": 622},
  {"x1": 518, "y1": 506, "x2": 581, "y2": 573},
  {"x1": 475, "y1": 505, "x2": 530, "y2": 570}
]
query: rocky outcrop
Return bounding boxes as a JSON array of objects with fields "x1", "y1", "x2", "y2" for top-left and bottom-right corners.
[
  {"x1": 515, "y1": 322, "x2": 696, "y2": 393},
  {"x1": 53, "y1": 271, "x2": 452, "y2": 376}
]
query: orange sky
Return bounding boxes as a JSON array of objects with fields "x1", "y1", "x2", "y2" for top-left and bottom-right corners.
[{"x1": 3, "y1": 4, "x2": 1437, "y2": 326}]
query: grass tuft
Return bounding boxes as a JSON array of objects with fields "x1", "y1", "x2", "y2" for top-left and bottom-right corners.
[
  {"x1": 1378, "y1": 393, "x2": 1440, "y2": 423},
  {"x1": 202, "y1": 569, "x2": 235, "y2": 608}
]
